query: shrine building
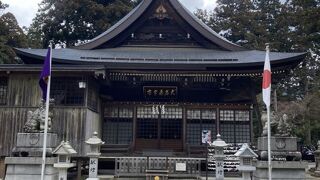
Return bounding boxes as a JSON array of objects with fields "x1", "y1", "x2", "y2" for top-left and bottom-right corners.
[{"x1": 0, "y1": 0, "x2": 305, "y2": 177}]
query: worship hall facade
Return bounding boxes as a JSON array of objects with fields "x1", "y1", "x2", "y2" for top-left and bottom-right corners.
[{"x1": 0, "y1": 0, "x2": 304, "y2": 176}]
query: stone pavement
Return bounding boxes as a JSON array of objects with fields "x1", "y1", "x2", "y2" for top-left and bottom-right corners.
[{"x1": 98, "y1": 174, "x2": 320, "y2": 180}]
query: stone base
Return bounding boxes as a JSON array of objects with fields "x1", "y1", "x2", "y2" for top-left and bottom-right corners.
[
  {"x1": 13, "y1": 133, "x2": 57, "y2": 157},
  {"x1": 258, "y1": 136, "x2": 298, "y2": 151},
  {"x1": 253, "y1": 161, "x2": 307, "y2": 180},
  {"x1": 5, "y1": 157, "x2": 58, "y2": 180},
  {"x1": 257, "y1": 136, "x2": 301, "y2": 160}
]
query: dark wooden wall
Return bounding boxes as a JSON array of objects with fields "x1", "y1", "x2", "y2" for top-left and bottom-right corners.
[
  {"x1": 0, "y1": 72, "x2": 100, "y2": 156},
  {"x1": 0, "y1": 157, "x2": 5, "y2": 178}
]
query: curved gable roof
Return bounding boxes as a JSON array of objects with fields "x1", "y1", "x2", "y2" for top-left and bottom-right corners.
[
  {"x1": 74, "y1": 0, "x2": 245, "y2": 51},
  {"x1": 15, "y1": 47, "x2": 306, "y2": 73}
]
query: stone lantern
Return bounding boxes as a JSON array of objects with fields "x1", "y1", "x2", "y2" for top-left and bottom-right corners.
[
  {"x1": 234, "y1": 143, "x2": 258, "y2": 180},
  {"x1": 53, "y1": 141, "x2": 77, "y2": 180},
  {"x1": 85, "y1": 132, "x2": 104, "y2": 180},
  {"x1": 211, "y1": 134, "x2": 228, "y2": 180}
]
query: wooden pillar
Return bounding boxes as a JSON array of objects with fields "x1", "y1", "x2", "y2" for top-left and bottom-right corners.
[
  {"x1": 216, "y1": 108, "x2": 220, "y2": 135},
  {"x1": 233, "y1": 110, "x2": 236, "y2": 144},
  {"x1": 132, "y1": 105, "x2": 137, "y2": 151},
  {"x1": 157, "y1": 107, "x2": 161, "y2": 149},
  {"x1": 76, "y1": 159, "x2": 82, "y2": 180},
  {"x1": 250, "y1": 105, "x2": 254, "y2": 143},
  {"x1": 182, "y1": 106, "x2": 187, "y2": 152}
]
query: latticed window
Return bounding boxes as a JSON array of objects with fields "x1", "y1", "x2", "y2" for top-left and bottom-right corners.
[
  {"x1": 187, "y1": 109, "x2": 216, "y2": 145},
  {"x1": 220, "y1": 110, "x2": 234, "y2": 121},
  {"x1": 137, "y1": 106, "x2": 158, "y2": 119},
  {"x1": 235, "y1": 110, "x2": 250, "y2": 143},
  {"x1": 220, "y1": 110, "x2": 235, "y2": 143},
  {"x1": 220, "y1": 110, "x2": 250, "y2": 144},
  {"x1": 137, "y1": 106, "x2": 158, "y2": 139},
  {"x1": 103, "y1": 106, "x2": 133, "y2": 144},
  {"x1": 136, "y1": 106, "x2": 183, "y2": 140},
  {"x1": 235, "y1": 111, "x2": 250, "y2": 121},
  {"x1": 0, "y1": 77, "x2": 8, "y2": 105},
  {"x1": 161, "y1": 107, "x2": 182, "y2": 139},
  {"x1": 51, "y1": 77, "x2": 85, "y2": 105}
]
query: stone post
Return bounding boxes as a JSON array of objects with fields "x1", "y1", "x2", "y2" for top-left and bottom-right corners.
[
  {"x1": 85, "y1": 132, "x2": 104, "y2": 180},
  {"x1": 211, "y1": 134, "x2": 227, "y2": 180}
]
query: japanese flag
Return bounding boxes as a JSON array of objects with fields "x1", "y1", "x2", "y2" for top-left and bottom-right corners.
[{"x1": 262, "y1": 45, "x2": 271, "y2": 107}]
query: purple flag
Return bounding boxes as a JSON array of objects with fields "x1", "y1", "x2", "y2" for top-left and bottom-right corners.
[{"x1": 39, "y1": 47, "x2": 51, "y2": 101}]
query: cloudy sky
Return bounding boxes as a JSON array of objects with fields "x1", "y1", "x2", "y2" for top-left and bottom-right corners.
[{"x1": 2, "y1": 0, "x2": 216, "y2": 28}]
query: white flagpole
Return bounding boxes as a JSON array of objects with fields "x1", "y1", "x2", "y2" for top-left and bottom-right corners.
[
  {"x1": 40, "y1": 42, "x2": 52, "y2": 180},
  {"x1": 264, "y1": 44, "x2": 272, "y2": 180},
  {"x1": 267, "y1": 105, "x2": 272, "y2": 180}
]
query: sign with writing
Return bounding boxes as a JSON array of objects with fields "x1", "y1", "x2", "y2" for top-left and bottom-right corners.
[
  {"x1": 216, "y1": 160, "x2": 224, "y2": 180},
  {"x1": 176, "y1": 162, "x2": 186, "y2": 171},
  {"x1": 89, "y1": 158, "x2": 98, "y2": 178},
  {"x1": 144, "y1": 86, "x2": 177, "y2": 99},
  {"x1": 202, "y1": 130, "x2": 211, "y2": 144}
]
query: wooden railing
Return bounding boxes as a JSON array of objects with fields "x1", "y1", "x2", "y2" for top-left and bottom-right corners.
[{"x1": 115, "y1": 157, "x2": 202, "y2": 178}]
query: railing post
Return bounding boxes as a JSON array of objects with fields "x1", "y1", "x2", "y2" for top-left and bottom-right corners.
[
  {"x1": 166, "y1": 157, "x2": 168, "y2": 169},
  {"x1": 127, "y1": 158, "x2": 130, "y2": 173},
  {"x1": 115, "y1": 158, "x2": 117, "y2": 175}
]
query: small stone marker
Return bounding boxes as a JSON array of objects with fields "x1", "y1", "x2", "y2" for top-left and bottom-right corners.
[
  {"x1": 85, "y1": 132, "x2": 104, "y2": 180},
  {"x1": 211, "y1": 134, "x2": 228, "y2": 180}
]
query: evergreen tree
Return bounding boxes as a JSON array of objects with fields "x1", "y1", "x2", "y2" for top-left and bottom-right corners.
[
  {"x1": 284, "y1": 0, "x2": 320, "y2": 144},
  {"x1": 194, "y1": 9, "x2": 217, "y2": 31},
  {"x1": 28, "y1": 0, "x2": 141, "y2": 48},
  {"x1": 197, "y1": 0, "x2": 295, "y2": 51},
  {"x1": 212, "y1": 0, "x2": 266, "y2": 49},
  {"x1": 255, "y1": 0, "x2": 292, "y2": 51},
  {"x1": 196, "y1": 0, "x2": 320, "y2": 143},
  {"x1": 0, "y1": 1, "x2": 28, "y2": 64}
]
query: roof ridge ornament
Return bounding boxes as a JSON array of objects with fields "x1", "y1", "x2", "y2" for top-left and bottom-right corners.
[{"x1": 154, "y1": 3, "x2": 168, "y2": 20}]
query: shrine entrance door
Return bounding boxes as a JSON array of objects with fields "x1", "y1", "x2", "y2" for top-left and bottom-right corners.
[{"x1": 135, "y1": 105, "x2": 183, "y2": 151}]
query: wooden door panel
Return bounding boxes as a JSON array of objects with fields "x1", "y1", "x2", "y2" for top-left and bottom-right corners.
[
  {"x1": 135, "y1": 138, "x2": 158, "y2": 151},
  {"x1": 160, "y1": 139, "x2": 183, "y2": 151}
]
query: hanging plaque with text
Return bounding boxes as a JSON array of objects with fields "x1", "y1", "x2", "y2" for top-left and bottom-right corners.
[{"x1": 143, "y1": 86, "x2": 178, "y2": 99}]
